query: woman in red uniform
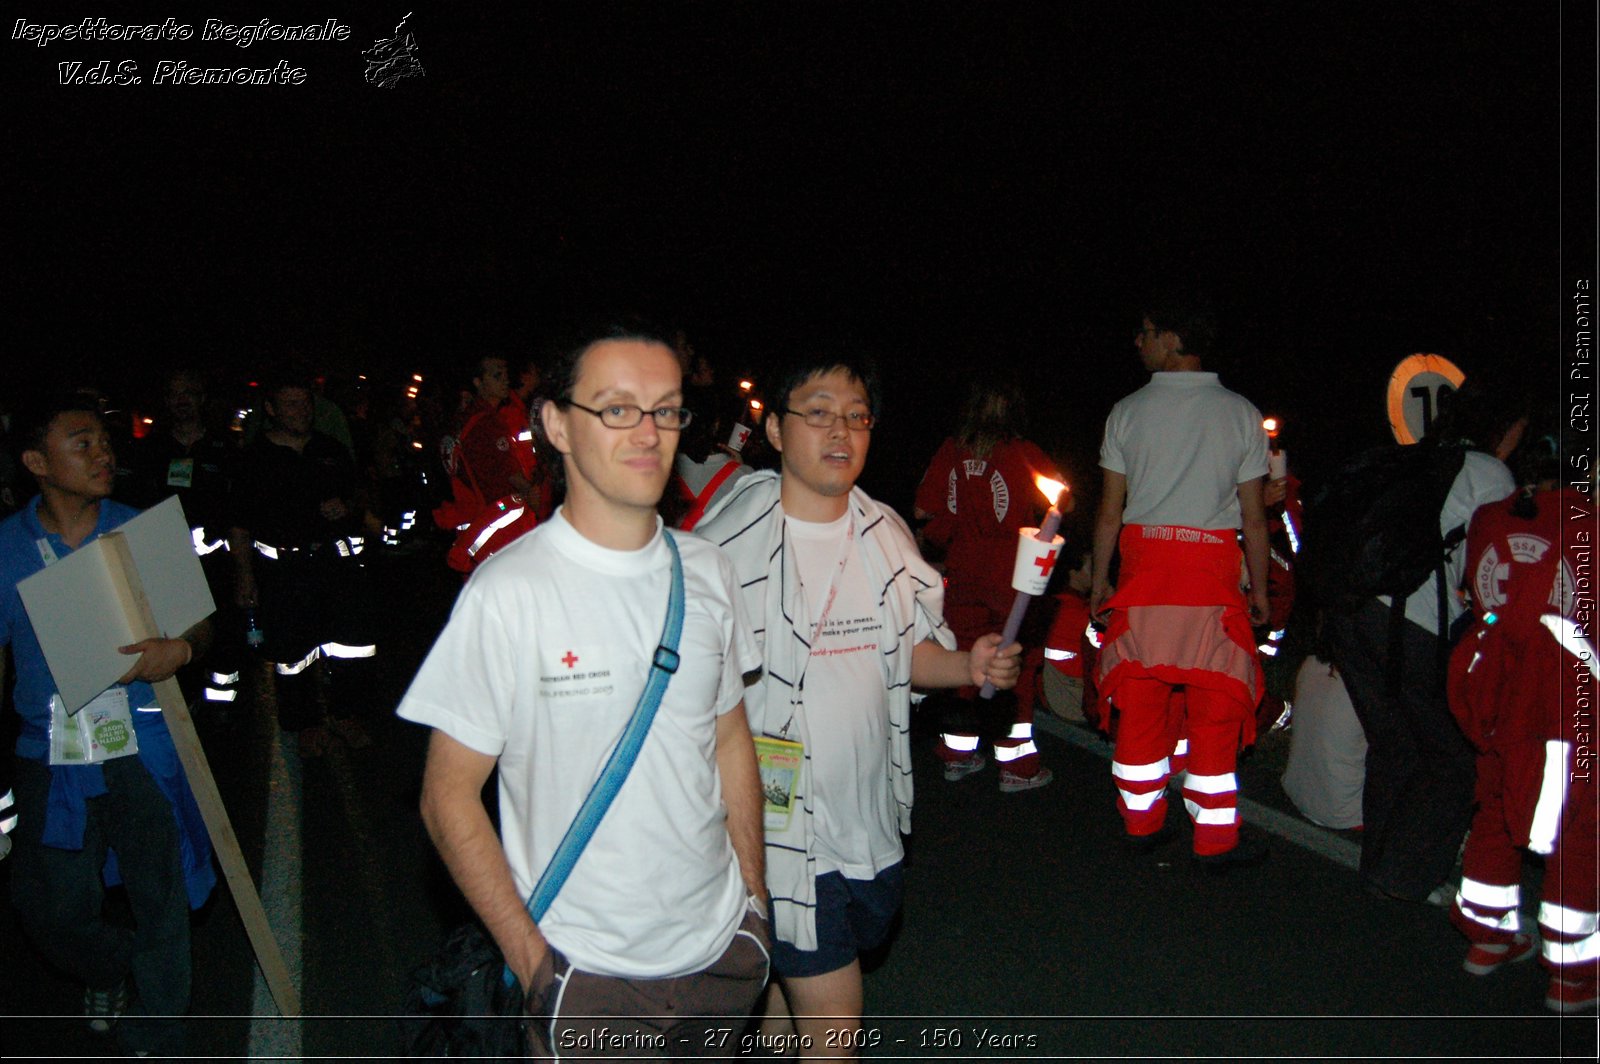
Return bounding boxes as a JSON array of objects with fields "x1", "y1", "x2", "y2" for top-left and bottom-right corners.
[
  {"x1": 915, "y1": 380, "x2": 1067, "y2": 792},
  {"x1": 1448, "y1": 438, "x2": 1597, "y2": 1013}
]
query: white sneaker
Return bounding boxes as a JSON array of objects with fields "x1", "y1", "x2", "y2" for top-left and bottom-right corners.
[
  {"x1": 942, "y1": 753, "x2": 987, "y2": 782},
  {"x1": 84, "y1": 980, "x2": 129, "y2": 1033}
]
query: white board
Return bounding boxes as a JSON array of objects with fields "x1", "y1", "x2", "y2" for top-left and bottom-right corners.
[{"x1": 17, "y1": 496, "x2": 216, "y2": 714}]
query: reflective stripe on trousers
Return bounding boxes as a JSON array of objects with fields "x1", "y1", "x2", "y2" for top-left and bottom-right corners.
[
  {"x1": 1540, "y1": 902, "x2": 1600, "y2": 967},
  {"x1": 1454, "y1": 876, "x2": 1523, "y2": 934},
  {"x1": 993, "y1": 722, "x2": 1037, "y2": 762}
]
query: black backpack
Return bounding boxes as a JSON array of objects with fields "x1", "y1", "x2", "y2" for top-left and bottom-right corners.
[{"x1": 1302, "y1": 438, "x2": 1469, "y2": 617}]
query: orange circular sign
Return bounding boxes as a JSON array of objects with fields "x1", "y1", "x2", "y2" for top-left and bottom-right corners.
[{"x1": 1387, "y1": 354, "x2": 1465, "y2": 444}]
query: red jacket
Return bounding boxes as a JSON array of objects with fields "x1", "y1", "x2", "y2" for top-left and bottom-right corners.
[
  {"x1": 1097, "y1": 525, "x2": 1264, "y2": 743},
  {"x1": 915, "y1": 437, "x2": 1062, "y2": 615},
  {"x1": 1449, "y1": 487, "x2": 1591, "y2": 752}
]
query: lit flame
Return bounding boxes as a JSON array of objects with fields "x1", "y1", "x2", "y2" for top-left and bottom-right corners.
[
  {"x1": 739, "y1": 379, "x2": 754, "y2": 392},
  {"x1": 1034, "y1": 475, "x2": 1068, "y2": 508},
  {"x1": 749, "y1": 399, "x2": 764, "y2": 413},
  {"x1": 412, "y1": 373, "x2": 424, "y2": 383},
  {"x1": 1262, "y1": 417, "x2": 1280, "y2": 438}
]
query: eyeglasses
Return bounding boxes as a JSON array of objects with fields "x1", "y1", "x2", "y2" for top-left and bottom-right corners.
[
  {"x1": 784, "y1": 407, "x2": 876, "y2": 431},
  {"x1": 564, "y1": 401, "x2": 694, "y2": 430}
]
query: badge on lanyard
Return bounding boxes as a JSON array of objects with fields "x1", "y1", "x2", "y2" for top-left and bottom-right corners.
[
  {"x1": 48, "y1": 689, "x2": 140, "y2": 766},
  {"x1": 754, "y1": 735, "x2": 804, "y2": 833},
  {"x1": 167, "y1": 457, "x2": 195, "y2": 488}
]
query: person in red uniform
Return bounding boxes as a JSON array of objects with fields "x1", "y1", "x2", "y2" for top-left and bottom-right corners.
[
  {"x1": 1039, "y1": 548, "x2": 1101, "y2": 724},
  {"x1": 915, "y1": 380, "x2": 1067, "y2": 792},
  {"x1": 1091, "y1": 292, "x2": 1270, "y2": 867},
  {"x1": 453, "y1": 357, "x2": 532, "y2": 505},
  {"x1": 1253, "y1": 469, "x2": 1302, "y2": 733},
  {"x1": 1447, "y1": 441, "x2": 1598, "y2": 1014},
  {"x1": 499, "y1": 355, "x2": 552, "y2": 522},
  {"x1": 433, "y1": 356, "x2": 542, "y2": 573}
]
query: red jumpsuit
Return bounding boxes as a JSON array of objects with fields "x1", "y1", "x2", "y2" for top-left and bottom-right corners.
[
  {"x1": 498, "y1": 393, "x2": 553, "y2": 522},
  {"x1": 433, "y1": 399, "x2": 542, "y2": 573},
  {"x1": 916, "y1": 436, "x2": 1062, "y2": 780},
  {"x1": 1448, "y1": 488, "x2": 1597, "y2": 988},
  {"x1": 1041, "y1": 591, "x2": 1093, "y2": 721},
  {"x1": 1096, "y1": 526, "x2": 1264, "y2": 855}
]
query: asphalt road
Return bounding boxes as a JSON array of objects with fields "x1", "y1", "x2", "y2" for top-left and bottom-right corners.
[{"x1": 2, "y1": 543, "x2": 1595, "y2": 1061}]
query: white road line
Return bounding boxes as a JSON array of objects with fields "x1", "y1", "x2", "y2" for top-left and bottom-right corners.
[
  {"x1": 248, "y1": 718, "x2": 304, "y2": 1059},
  {"x1": 1033, "y1": 713, "x2": 1361, "y2": 870}
]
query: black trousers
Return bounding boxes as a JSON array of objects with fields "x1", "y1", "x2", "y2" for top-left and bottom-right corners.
[
  {"x1": 9, "y1": 756, "x2": 190, "y2": 1054},
  {"x1": 256, "y1": 547, "x2": 379, "y2": 731},
  {"x1": 1322, "y1": 599, "x2": 1477, "y2": 900}
]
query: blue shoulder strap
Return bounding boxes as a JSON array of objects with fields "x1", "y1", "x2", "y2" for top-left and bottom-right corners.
[{"x1": 525, "y1": 530, "x2": 685, "y2": 923}]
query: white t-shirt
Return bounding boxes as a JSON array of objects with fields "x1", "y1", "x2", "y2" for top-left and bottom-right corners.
[
  {"x1": 1100, "y1": 371, "x2": 1270, "y2": 529},
  {"x1": 785, "y1": 512, "x2": 901, "y2": 878},
  {"x1": 396, "y1": 510, "x2": 761, "y2": 979},
  {"x1": 1392, "y1": 450, "x2": 1515, "y2": 634}
]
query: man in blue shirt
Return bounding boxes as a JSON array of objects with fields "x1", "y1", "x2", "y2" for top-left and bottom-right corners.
[{"x1": 1, "y1": 391, "x2": 215, "y2": 1057}]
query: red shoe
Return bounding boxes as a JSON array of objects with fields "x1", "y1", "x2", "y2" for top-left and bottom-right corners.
[
  {"x1": 1545, "y1": 972, "x2": 1600, "y2": 1013},
  {"x1": 1463, "y1": 933, "x2": 1536, "y2": 976}
]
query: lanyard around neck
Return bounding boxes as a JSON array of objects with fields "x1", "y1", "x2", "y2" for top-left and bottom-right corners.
[{"x1": 779, "y1": 510, "x2": 856, "y2": 740}]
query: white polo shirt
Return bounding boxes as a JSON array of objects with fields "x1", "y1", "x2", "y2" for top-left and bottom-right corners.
[{"x1": 1100, "y1": 371, "x2": 1270, "y2": 529}]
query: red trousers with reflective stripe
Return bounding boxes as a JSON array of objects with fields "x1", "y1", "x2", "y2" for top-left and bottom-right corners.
[
  {"x1": 1450, "y1": 744, "x2": 1598, "y2": 977},
  {"x1": 1099, "y1": 527, "x2": 1258, "y2": 855},
  {"x1": 1112, "y1": 678, "x2": 1242, "y2": 855}
]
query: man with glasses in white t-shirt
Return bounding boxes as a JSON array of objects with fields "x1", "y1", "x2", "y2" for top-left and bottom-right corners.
[
  {"x1": 697, "y1": 346, "x2": 1021, "y2": 1057},
  {"x1": 399, "y1": 321, "x2": 770, "y2": 1057}
]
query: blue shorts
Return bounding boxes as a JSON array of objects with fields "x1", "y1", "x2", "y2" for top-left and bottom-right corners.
[{"x1": 770, "y1": 862, "x2": 904, "y2": 978}]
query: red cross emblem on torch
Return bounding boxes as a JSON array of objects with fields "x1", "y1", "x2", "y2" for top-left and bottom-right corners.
[{"x1": 981, "y1": 474, "x2": 1069, "y2": 699}]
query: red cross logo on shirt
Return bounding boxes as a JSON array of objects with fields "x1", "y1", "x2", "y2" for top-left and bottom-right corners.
[
  {"x1": 561, "y1": 650, "x2": 579, "y2": 669},
  {"x1": 1033, "y1": 549, "x2": 1058, "y2": 578}
]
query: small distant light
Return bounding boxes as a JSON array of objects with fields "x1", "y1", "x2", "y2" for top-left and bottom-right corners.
[
  {"x1": 739, "y1": 379, "x2": 754, "y2": 392},
  {"x1": 412, "y1": 373, "x2": 424, "y2": 382},
  {"x1": 142, "y1": 417, "x2": 154, "y2": 425},
  {"x1": 749, "y1": 399, "x2": 763, "y2": 413},
  {"x1": 412, "y1": 441, "x2": 423, "y2": 450}
]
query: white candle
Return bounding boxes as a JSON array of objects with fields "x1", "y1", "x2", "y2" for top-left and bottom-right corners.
[
  {"x1": 980, "y1": 477, "x2": 1066, "y2": 700},
  {"x1": 1269, "y1": 449, "x2": 1287, "y2": 481}
]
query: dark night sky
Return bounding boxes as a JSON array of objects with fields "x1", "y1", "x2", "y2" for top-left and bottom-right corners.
[{"x1": 5, "y1": 1, "x2": 1593, "y2": 508}]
